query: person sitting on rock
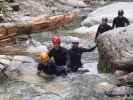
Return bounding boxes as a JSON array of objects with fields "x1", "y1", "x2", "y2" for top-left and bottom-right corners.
[
  {"x1": 112, "y1": 10, "x2": 130, "y2": 28},
  {"x1": 68, "y1": 37, "x2": 96, "y2": 72},
  {"x1": 95, "y1": 17, "x2": 112, "y2": 40},
  {"x1": 37, "y1": 52, "x2": 56, "y2": 75},
  {"x1": 48, "y1": 35, "x2": 69, "y2": 76}
]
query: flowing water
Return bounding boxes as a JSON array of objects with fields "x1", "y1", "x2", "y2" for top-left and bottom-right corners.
[{"x1": 0, "y1": 5, "x2": 129, "y2": 100}]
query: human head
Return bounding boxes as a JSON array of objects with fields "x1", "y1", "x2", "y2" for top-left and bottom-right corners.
[
  {"x1": 39, "y1": 52, "x2": 49, "y2": 64},
  {"x1": 118, "y1": 10, "x2": 124, "y2": 16},
  {"x1": 101, "y1": 17, "x2": 108, "y2": 25},
  {"x1": 52, "y1": 35, "x2": 61, "y2": 49},
  {"x1": 71, "y1": 37, "x2": 80, "y2": 48}
]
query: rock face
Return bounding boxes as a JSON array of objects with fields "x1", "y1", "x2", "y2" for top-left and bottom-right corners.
[{"x1": 96, "y1": 24, "x2": 133, "y2": 72}]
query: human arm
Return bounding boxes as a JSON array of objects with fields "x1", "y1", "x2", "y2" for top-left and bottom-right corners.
[
  {"x1": 125, "y1": 17, "x2": 130, "y2": 26},
  {"x1": 95, "y1": 25, "x2": 101, "y2": 40},
  {"x1": 65, "y1": 50, "x2": 71, "y2": 68},
  {"x1": 80, "y1": 46, "x2": 96, "y2": 53},
  {"x1": 112, "y1": 18, "x2": 116, "y2": 29}
]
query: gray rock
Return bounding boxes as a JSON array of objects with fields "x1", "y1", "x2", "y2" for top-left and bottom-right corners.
[
  {"x1": 9, "y1": 3, "x2": 20, "y2": 11},
  {"x1": 96, "y1": 24, "x2": 133, "y2": 72},
  {"x1": 105, "y1": 86, "x2": 133, "y2": 96}
]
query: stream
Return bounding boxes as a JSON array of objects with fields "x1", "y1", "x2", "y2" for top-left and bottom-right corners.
[{"x1": 1, "y1": 1, "x2": 133, "y2": 100}]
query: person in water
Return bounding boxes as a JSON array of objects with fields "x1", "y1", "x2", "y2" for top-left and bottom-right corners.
[
  {"x1": 68, "y1": 37, "x2": 96, "y2": 72},
  {"x1": 48, "y1": 35, "x2": 70, "y2": 76},
  {"x1": 95, "y1": 17, "x2": 112, "y2": 40},
  {"x1": 37, "y1": 52, "x2": 56, "y2": 75}
]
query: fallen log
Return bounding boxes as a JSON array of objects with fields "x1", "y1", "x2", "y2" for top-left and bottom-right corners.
[
  {"x1": 0, "y1": 11, "x2": 79, "y2": 35},
  {"x1": 0, "y1": 11, "x2": 78, "y2": 47}
]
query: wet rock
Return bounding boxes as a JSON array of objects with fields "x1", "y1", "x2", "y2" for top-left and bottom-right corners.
[
  {"x1": 9, "y1": 3, "x2": 20, "y2": 11},
  {"x1": 5, "y1": 0, "x2": 15, "y2": 3},
  {"x1": 96, "y1": 24, "x2": 133, "y2": 72},
  {"x1": 73, "y1": 26, "x2": 97, "y2": 40},
  {"x1": 105, "y1": 86, "x2": 133, "y2": 97},
  {"x1": 115, "y1": 70, "x2": 128, "y2": 77},
  {"x1": 118, "y1": 72, "x2": 133, "y2": 86},
  {"x1": 94, "y1": 82, "x2": 115, "y2": 94},
  {"x1": 95, "y1": 82, "x2": 133, "y2": 97},
  {"x1": 58, "y1": 0, "x2": 88, "y2": 7},
  {"x1": 65, "y1": 74, "x2": 117, "y2": 100}
]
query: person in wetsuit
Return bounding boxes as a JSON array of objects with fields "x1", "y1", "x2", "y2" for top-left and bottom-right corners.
[
  {"x1": 48, "y1": 35, "x2": 70, "y2": 76},
  {"x1": 68, "y1": 37, "x2": 96, "y2": 72},
  {"x1": 112, "y1": 10, "x2": 130, "y2": 28},
  {"x1": 37, "y1": 52, "x2": 56, "y2": 75},
  {"x1": 95, "y1": 17, "x2": 112, "y2": 40}
]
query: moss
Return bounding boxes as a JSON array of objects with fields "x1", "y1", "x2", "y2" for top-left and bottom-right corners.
[
  {"x1": 97, "y1": 44, "x2": 113, "y2": 73},
  {"x1": 97, "y1": 59, "x2": 112, "y2": 73}
]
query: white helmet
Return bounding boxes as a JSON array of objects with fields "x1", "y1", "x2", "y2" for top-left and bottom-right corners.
[{"x1": 71, "y1": 37, "x2": 80, "y2": 43}]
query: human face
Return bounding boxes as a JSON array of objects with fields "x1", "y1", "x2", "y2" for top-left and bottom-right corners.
[
  {"x1": 72, "y1": 42, "x2": 79, "y2": 48},
  {"x1": 53, "y1": 44, "x2": 60, "y2": 49},
  {"x1": 102, "y1": 19, "x2": 107, "y2": 25}
]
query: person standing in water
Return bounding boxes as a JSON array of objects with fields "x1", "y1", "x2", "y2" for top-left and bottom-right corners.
[
  {"x1": 95, "y1": 17, "x2": 112, "y2": 40},
  {"x1": 68, "y1": 37, "x2": 96, "y2": 72},
  {"x1": 48, "y1": 35, "x2": 70, "y2": 76}
]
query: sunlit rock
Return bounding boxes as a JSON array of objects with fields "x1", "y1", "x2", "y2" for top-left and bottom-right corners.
[{"x1": 96, "y1": 24, "x2": 133, "y2": 72}]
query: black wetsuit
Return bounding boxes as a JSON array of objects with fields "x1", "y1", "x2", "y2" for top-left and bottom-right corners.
[
  {"x1": 95, "y1": 24, "x2": 112, "y2": 39},
  {"x1": 37, "y1": 61, "x2": 56, "y2": 75},
  {"x1": 68, "y1": 46, "x2": 96, "y2": 72},
  {"x1": 48, "y1": 47, "x2": 70, "y2": 76},
  {"x1": 112, "y1": 16, "x2": 130, "y2": 28}
]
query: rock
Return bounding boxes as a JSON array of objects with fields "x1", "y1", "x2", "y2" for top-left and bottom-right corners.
[
  {"x1": 95, "y1": 82, "x2": 133, "y2": 97},
  {"x1": 73, "y1": 26, "x2": 98, "y2": 40},
  {"x1": 66, "y1": 74, "x2": 117, "y2": 100},
  {"x1": 95, "y1": 82, "x2": 114, "y2": 94},
  {"x1": 57, "y1": 0, "x2": 88, "y2": 8},
  {"x1": 96, "y1": 24, "x2": 133, "y2": 72},
  {"x1": 105, "y1": 86, "x2": 133, "y2": 97},
  {"x1": 77, "y1": 68, "x2": 90, "y2": 74},
  {"x1": 118, "y1": 72, "x2": 133, "y2": 84},
  {"x1": 26, "y1": 45, "x2": 48, "y2": 53},
  {"x1": 115, "y1": 70, "x2": 128, "y2": 77},
  {"x1": 5, "y1": 0, "x2": 15, "y2": 3},
  {"x1": 9, "y1": 3, "x2": 20, "y2": 11},
  {"x1": 81, "y1": 2, "x2": 133, "y2": 26}
]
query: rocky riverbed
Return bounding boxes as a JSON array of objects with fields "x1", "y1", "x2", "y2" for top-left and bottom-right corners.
[{"x1": 0, "y1": 0, "x2": 133, "y2": 100}]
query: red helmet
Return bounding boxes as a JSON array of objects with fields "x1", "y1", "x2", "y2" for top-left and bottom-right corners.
[{"x1": 52, "y1": 35, "x2": 61, "y2": 45}]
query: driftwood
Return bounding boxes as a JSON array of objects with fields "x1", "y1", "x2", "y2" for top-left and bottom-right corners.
[
  {"x1": 0, "y1": 11, "x2": 79, "y2": 47},
  {"x1": 0, "y1": 11, "x2": 78, "y2": 34}
]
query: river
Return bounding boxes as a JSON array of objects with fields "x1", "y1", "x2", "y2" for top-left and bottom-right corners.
[{"x1": 0, "y1": 1, "x2": 133, "y2": 100}]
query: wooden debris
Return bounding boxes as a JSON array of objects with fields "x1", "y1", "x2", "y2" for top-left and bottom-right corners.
[{"x1": 0, "y1": 11, "x2": 79, "y2": 48}]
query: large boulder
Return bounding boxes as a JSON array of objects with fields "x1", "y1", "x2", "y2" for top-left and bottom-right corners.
[{"x1": 96, "y1": 24, "x2": 133, "y2": 72}]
